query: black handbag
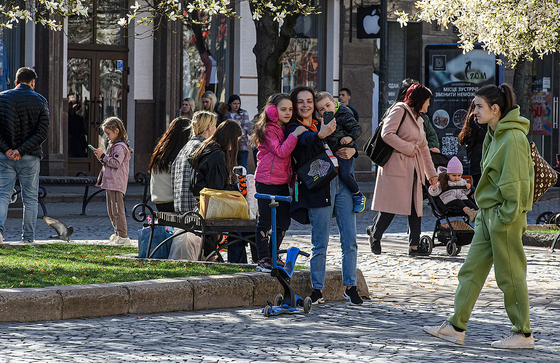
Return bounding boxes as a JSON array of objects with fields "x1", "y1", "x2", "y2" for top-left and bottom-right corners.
[
  {"x1": 363, "y1": 109, "x2": 407, "y2": 166},
  {"x1": 296, "y1": 143, "x2": 337, "y2": 192}
]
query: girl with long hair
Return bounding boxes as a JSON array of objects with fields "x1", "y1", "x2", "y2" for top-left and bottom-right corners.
[
  {"x1": 92, "y1": 117, "x2": 133, "y2": 245},
  {"x1": 251, "y1": 93, "x2": 306, "y2": 272},
  {"x1": 197, "y1": 91, "x2": 217, "y2": 113},
  {"x1": 148, "y1": 117, "x2": 191, "y2": 212},
  {"x1": 458, "y1": 100, "x2": 488, "y2": 187},
  {"x1": 172, "y1": 111, "x2": 217, "y2": 214}
]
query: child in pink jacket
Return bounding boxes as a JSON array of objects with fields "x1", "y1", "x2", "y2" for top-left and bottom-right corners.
[
  {"x1": 93, "y1": 117, "x2": 132, "y2": 246},
  {"x1": 251, "y1": 93, "x2": 306, "y2": 272}
]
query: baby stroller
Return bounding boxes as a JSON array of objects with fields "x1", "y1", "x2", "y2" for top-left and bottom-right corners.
[
  {"x1": 420, "y1": 152, "x2": 476, "y2": 256},
  {"x1": 420, "y1": 185, "x2": 476, "y2": 256}
]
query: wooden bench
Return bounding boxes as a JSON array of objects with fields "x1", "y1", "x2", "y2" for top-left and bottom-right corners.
[
  {"x1": 11, "y1": 171, "x2": 149, "y2": 216},
  {"x1": 132, "y1": 203, "x2": 257, "y2": 262}
]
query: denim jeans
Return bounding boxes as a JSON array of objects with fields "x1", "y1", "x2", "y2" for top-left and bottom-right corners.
[
  {"x1": 308, "y1": 175, "x2": 358, "y2": 289},
  {"x1": 336, "y1": 156, "x2": 359, "y2": 194},
  {"x1": 237, "y1": 150, "x2": 249, "y2": 171},
  {"x1": 0, "y1": 153, "x2": 40, "y2": 241}
]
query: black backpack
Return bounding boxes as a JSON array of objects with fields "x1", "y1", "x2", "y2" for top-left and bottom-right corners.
[{"x1": 363, "y1": 109, "x2": 406, "y2": 166}]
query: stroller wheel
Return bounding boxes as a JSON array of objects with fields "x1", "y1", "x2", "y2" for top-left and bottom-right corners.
[
  {"x1": 537, "y1": 211, "x2": 554, "y2": 224},
  {"x1": 274, "y1": 294, "x2": 284, "y2": 306},
  {"x1": 446, "y1": 241, "x2": 459, "y2": 256},
  {"x1": 419, "y1": 235, "x2": 433, "y2": 255}
]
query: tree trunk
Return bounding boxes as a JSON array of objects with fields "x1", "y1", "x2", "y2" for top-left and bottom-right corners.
[
  {"x1": 250, "y1": 6, "x2": 299, "y2": 111},
  {"x1": 513, "y1": 60, "x2": 533, "y2": 135}
]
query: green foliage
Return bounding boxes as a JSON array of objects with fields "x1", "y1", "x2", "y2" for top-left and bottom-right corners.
[{"x1": 0, "y1": 243, "x2": 250, "y2": 288}]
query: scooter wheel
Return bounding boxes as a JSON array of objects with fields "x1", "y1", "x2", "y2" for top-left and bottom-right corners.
[
  {"x1": 274, "y1": 294, "x2": 283, "y2": 306},
  {"x1": 303, "y1": 296, "x2": 312, "y2": 314},
  {"x1": 264, "y1": 305, "x2": 272, "y2": 317}
]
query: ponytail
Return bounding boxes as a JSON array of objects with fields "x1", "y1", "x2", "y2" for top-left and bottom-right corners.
[{"x1": 474, "y1": 83, "x2": 516, "y2": 119}]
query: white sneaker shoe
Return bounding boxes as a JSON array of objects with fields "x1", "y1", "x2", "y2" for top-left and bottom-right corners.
[
  {"x1": 0, "y1": 232, "x2": 3, "y2": 244},
  {"x1": 491, "y1": 332, "x2": 534, "y2": 349},
  {"x1": 423, "y1": 321, "x2": 465, "y2": 345},
  {"x1": 109, "y1": 234, "x2": 117, "y2": 242},
  {"x1": 114, "y1": 236, "x2": 131, "y2": 246}
]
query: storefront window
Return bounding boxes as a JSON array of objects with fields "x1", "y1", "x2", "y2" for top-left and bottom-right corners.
[
  {"x1": 282, "y1": 13, "x2": 323, "y2": 92},
  {"x1": 68, "y1": 0, "x2": 126, "y2": 46},
  {"x1": 0, "y1": 22, "x2": 22, "y2": 91},
  {"x1": 182, "y1": 13, "x2": 230, "y2": 104}
]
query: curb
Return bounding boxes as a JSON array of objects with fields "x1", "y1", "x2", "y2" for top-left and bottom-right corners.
[{"x1": 0, "y1": 269, "x2": 369, "y2": 322}]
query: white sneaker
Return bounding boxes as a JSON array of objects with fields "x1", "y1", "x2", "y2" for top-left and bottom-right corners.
[
  {"x1": 114, "y1": 236, "x2": 131, "y2": 246},
  {"x1": 491, "y1": 332, "x2": 534, "y2": 349},
  {"x1": 109, "y1": 234, "x2": 117, "y2": 242},
  {"x1": 0, "y1": 232, "x2": 3, "y2": 244},
  {"x1": 423, "y1": 321, "x2": 465, "y2": 345}
]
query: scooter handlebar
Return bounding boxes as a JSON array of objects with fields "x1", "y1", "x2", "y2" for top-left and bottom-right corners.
[
  {"x1": 277, "y1": 249, "x2": 310, "y2": 257},
  {"x1": 255, "y1": 193, "x2": 292, "y2": 203}
]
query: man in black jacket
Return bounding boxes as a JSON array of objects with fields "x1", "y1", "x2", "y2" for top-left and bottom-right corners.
[{"x1": 0, "y1": 67, "x2": 50, "y2": 244}]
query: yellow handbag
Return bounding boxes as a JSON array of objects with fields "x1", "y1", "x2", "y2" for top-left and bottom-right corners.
[{"x1": 199, "y1": 188, "x2": 250, "y2": 219}]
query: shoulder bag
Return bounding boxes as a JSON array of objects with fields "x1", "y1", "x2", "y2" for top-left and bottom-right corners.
[
  {"x1": 531, "y1": 141, "x2": 558, "y2": 204},
  {"x1": 363, "y1": 108, "x2": 407, "y2": 166},
  {"x1": 296, "y1": 142, "x2": 338, "y2": 192}
]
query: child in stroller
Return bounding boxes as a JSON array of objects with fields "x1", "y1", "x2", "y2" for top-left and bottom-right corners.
[
  {"x1": 421, "y1": 156, "x2": 477, "y2": 256},
  {"x1": 428, "y1": 156, "x2": 478, "y2": 222}
]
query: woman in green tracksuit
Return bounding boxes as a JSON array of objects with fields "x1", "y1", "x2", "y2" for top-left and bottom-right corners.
[{"x1": 423, "y1": 84, "x2": 535, "y2": 349}]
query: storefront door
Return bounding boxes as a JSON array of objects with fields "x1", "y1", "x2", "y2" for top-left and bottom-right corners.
[{"x1": 67, "y1": 50, "x2": 127, "y2": 176}]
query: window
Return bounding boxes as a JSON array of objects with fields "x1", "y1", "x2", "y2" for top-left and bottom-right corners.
[
  {"x1": 68, "y1": 0, "x2": 126, "y2": 46},
  {"x1": 0, "y1": 17, "x2": 23, "y2": 91},
  {"x1": 282, "y1": 12, "x2": 324, "y2": 92},
  {"x1": 182, "y1": 12, "x2": 230, "y2": 103}
]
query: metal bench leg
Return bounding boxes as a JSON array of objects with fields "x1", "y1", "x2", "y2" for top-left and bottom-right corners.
[{"x1": 38, "y1": 186, "x2": 47, "y2": 217}]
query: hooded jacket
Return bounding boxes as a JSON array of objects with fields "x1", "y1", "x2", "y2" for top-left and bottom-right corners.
[
  {"x1": 474, "y1": 107, "x2": 534, "y2": 224},
  {"x1": 189, "y1": 143, "x2": 236, "y2": 197},
  {"x1": 97, "y1": 141, "x2": 130, "y2": 195},
  {"x1": 254, "y1": 122, "x2": 298, "y2": 185},
  {"x1": 324, "y1": 103, "x2": 362, "y2": 153}
]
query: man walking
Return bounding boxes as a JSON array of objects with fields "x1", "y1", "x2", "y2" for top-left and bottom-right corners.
[
  {"x1": 0, "y1": 67, "x2": 50, "y2": 244},
  {"x1": 338, "y1": 87, "x2": 359, "y2": 121}
]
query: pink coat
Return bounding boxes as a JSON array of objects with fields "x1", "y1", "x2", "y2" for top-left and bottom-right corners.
[
  {"x1": 254, "y1": 122, "x2": 298, "y2": 185},
  {"x1": 97, "y1": 141, "x2": 130, "y2": 195},
  {"x1": 372, "y1": 103, "x2": 437, "y2": 216}
]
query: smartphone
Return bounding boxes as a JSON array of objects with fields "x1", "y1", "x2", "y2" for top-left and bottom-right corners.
[
  {"x1": 323, "y1": 111, "x2": 334, "y2": 125},
  {"x1": 88, "y1": 144, "x2": 95, "y2": 151}
]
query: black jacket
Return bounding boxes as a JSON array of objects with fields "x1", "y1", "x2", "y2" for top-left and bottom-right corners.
[
  {"x1": 324, "y1": 103, "x2": 362, "y2": 153},
  {"x1": 285, "y1": 120, "x2": 333, "y2": 224},
  {"x1": 189, "y1": 144, "x2": 236, "y2": 196},
  {"x1": 0, "y1": 84, "x2": 50, "y2": 159}
]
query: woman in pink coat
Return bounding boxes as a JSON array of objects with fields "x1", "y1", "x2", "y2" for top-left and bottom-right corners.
[{"x1": 367, "y1": 83, "x2": 438, "y2": 256}]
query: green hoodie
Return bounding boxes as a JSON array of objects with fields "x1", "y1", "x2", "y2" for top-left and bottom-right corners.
[{"x1": 474, "y1": 106, "x2": 534, "y2": 224}]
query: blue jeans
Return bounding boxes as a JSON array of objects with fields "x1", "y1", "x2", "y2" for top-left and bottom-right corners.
[
  {"x1": 237, "y1": 150, "x2": 249, "y2": 171},
  {"x1": 0, "y1": 153, "x2": 40, "y2": 241},
  {"x1": 308, "y1": 176, "x2": 358, "y2": 289}
]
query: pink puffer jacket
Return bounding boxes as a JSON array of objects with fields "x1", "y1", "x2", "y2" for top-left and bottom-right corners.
[{"x1": 254, "y1": 122, "x2": 298, "y2": 185}]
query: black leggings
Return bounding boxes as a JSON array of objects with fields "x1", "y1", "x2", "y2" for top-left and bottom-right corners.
[{"x1": 372, "y1": 178, "x2": 421, "y2": 246}]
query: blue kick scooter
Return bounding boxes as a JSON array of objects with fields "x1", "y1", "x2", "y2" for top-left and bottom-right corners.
[{"x1": 255, "y1": 193, "x2": 312, "y2": 316}]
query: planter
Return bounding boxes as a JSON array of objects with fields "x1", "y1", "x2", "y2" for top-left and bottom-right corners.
[{"x1": 522, "y1": 224, "x2": 560, "y2": 248}]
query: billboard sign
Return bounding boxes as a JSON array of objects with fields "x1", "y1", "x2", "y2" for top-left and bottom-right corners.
[{"x1": 425, "y1": 44, "x2": 501, "y2": 173}]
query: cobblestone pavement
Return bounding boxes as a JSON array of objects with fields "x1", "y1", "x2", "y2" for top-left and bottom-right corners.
[{"x1": 1, "y1": 199, "x2": 559, "y2": 361}]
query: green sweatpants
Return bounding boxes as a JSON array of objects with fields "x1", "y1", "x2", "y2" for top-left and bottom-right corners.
[{"x1": 448, "y1": 208, "x2": 532, "y2": 334}]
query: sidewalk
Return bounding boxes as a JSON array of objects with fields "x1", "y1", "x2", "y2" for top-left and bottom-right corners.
[{"x1": 0, "y1": 188, "x2": 559, "y2": 360}]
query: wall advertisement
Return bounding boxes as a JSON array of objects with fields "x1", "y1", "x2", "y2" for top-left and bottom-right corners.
[{"x1": 425, "y1": 44, "x2": 500, "y2": 174}]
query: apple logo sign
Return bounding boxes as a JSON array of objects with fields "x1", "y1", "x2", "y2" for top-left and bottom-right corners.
[{"x1": 363, "y1": 9, "x2": 380, "y2": 35}]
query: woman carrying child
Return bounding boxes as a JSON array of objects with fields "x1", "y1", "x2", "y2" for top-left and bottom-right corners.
[
  {"x1": 93, "y1": 117, "x2": 133, "y2": 246},
  {"x1": 314, "y1": 92, "x2": 365, "y2": 213},
  {"x1": 423, "y1": 84, "x2": 535, "y2": 349},
  {"x1": 428, "y1": 156, "x2": 478, "y2": 222},
  {"x1": 251, "y1": 93, "x2": 307, "y2": 272}
]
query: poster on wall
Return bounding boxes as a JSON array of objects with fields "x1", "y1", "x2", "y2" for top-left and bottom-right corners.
[
  {"x1": 532, "y1": 91, "x2": 552, "y2": 136},
  {"x1": 425, "y1": 44, "x2": 501, "y2": 174}
]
